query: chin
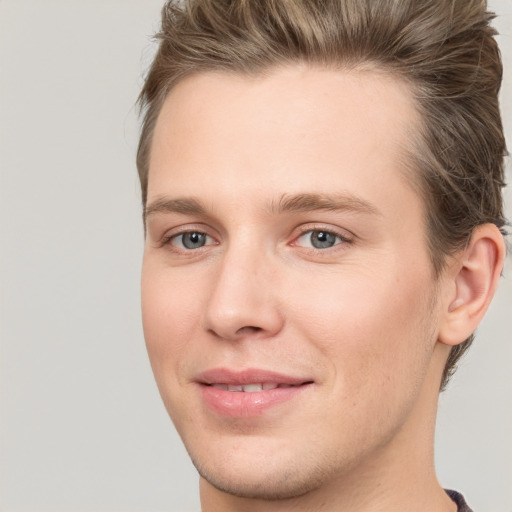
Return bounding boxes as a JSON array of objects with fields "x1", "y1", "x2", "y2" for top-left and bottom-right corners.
[
  {"x1": 187, "y1": 439, "x2": 341, "y2": 501},
  {"x1": 196, "y1": 462, "x2": 326, "y2": 501}
]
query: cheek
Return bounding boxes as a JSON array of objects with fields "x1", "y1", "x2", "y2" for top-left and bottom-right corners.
[
  {"x1": 141, "y1": 262, "x2": 200, "y2": 376},
  {"x1": 290, "y1": 267, "x2": 436, "y2": 389},
  {"x1": 141, "y1": 263, "x2": 207, "y2": 430}
]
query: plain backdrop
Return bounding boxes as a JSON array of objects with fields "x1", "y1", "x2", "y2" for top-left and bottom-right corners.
[{"x1": 0, "y1": 1, "x2": 510, "y2": 511}]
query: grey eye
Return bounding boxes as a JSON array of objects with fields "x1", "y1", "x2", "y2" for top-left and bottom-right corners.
[
  {"x1": 296, "y1": 229, "x2": 342, "y2": 249},
  {"x1": 309, "y1": 231, "x2": 338, "y2": 249},
  {"x1": 177, "y1": 232, "x2": 208, "y2": 249}
]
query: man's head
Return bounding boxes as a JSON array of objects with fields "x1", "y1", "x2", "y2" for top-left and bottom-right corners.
[
  {"x1": 138, "y1": 0, "x2": 506, "y2": 389},
  {"x1": 138, "y1": 0, "x2": 506, "y2": 507}
]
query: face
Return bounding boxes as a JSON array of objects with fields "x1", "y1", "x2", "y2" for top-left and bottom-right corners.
[{"x1": 142, "y1": 66, "x2": 445, "y2": 500}]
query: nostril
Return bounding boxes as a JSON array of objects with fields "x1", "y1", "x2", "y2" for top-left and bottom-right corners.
[{"x1": 235, "y1": 326, "x2": 263, "y2": 336}]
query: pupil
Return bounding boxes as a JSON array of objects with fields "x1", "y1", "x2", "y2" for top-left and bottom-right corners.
[
  {"x1": 183, "y1": 232, "x2": 205, "y2": 249},
  {"x1": 311, "y1": 231, "x2": 336, "y2": 249}
]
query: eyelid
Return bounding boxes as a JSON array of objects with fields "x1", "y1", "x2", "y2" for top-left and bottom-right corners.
[
  {"x1": 170, "y1": 232, "x2": 215, "y2": 248},
  {"x1": 288, "y1": 226, "x2": 355, "y2": 260},
  {"x1": 154, "y1": 222, "x2": 354, "y2": 254},
  {"x1": 158, "y1": 223, "x2": 219, "y2": 248},
  {"x1": 290, "y1": 223, "x2": 354, "y2": 246}
]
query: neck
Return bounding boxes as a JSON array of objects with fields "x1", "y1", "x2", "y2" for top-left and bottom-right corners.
[{"x1": 200, "y1": 344, "x2": 457, "y2": 512}]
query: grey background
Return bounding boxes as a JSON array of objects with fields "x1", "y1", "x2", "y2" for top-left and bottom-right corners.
[{"x1": 0, "y1": 1, "x2": 510, "y2": 511}]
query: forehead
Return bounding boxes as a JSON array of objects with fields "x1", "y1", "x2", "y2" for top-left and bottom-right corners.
[{"x1": 148, "y1": 65, "x2": 421, "y2": 218}]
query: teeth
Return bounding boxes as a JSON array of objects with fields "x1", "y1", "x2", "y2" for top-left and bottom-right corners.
[
  {"x1": 211, "y1": 383, "x2": 286, "y2": 392},
  {"x1": 243, "y1": 384, "x2": 263, "y2": 392}
]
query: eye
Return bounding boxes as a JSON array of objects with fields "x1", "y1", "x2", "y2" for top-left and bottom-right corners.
[
  {"x1": 295, "y1": 229, "x2": 346, "y2": 249},
  {"x1": 169, "y1": 231, "x2": 214, "y2": 250}
]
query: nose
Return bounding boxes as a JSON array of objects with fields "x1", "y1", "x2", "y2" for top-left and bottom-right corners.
[{"x1": 203, "y1": 247, "x2": 284, "y2": 342}]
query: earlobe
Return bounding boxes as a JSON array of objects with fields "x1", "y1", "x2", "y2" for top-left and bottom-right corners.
[{"x1": 438, "y1": 224, "x2": 506, "y2": 347}]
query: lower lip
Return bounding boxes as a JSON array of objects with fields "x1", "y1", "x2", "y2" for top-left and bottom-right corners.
[{"x1": 200, "y1": 384, "x2": 312, "y2": 417}]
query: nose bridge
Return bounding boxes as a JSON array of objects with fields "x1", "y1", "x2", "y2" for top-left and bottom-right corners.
[{"x1": 203, "y1": 238, "x2": 283, "y2": 340}]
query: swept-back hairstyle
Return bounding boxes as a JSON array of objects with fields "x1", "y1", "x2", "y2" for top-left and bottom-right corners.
[{"x1": 137, "y1": 0, "x2": 507, "y2": 389}]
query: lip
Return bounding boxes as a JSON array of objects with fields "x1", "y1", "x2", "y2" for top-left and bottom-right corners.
[{"x1": 195, "y1": 368, "x2": 314, "y2": 418}]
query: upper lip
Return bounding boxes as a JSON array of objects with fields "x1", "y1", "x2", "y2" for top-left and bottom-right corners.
[{"x1": 195, "y1": 368, "x2": 313, "y2": 386}]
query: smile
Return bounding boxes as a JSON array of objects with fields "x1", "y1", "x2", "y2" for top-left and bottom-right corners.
[
  {"x1": 209, "y1": 383, "x2": 300, "y2": 392},
  {"x1": 196, "y1": 369, "x2": 314, "y2": 417}
]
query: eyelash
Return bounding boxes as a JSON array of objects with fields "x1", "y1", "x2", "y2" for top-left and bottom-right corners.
[
  {"x1": 160, "y1": 225, "x2": 353, "y2": 253},
  {"x1": 292, "y1": 226, "x2": 352, "y2": 251},
  {"x1": 160, "y1": 229, "x2": 216, "y2": 251}
]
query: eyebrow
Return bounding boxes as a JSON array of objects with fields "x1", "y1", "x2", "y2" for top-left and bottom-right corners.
[
  {"x1": 269, "y1": 193, "x2": 381, "y2": 216},
  {"x1": 144, "y1": 192, "x2": 381, "y2": 223},
  {"x1": 145, "y1": 197, "x2": 206, "y2": 221}
]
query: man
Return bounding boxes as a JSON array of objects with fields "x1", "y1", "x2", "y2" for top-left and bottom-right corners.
[{"x1": 137, "y1": 1, "x2": 507, "y2": 510}]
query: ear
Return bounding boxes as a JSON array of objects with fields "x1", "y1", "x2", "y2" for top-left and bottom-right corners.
[{"x1": 438, "y1": 224, "x2": 506, "y2": 347}]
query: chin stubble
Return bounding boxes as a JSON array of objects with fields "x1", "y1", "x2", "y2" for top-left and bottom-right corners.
[{"x1": 191, "y1": 451, "x2": 337, "y2": 501}]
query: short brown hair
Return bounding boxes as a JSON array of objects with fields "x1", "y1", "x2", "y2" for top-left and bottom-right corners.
[{"x1": 137, "y1": 0, "x2": 507, "y2": 389}]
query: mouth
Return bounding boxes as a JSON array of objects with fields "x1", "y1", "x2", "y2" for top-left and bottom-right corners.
[
  {"x1": 196, "y1": 368, "x2": 314, "y2": 417},
  {"x1": 207, "y1": 382, "x2": 309, "y2": 392}
]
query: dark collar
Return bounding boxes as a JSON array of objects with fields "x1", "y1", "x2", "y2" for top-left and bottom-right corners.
[{"x1": 446, "y1": 490, "x2": 474, "y2": 512}]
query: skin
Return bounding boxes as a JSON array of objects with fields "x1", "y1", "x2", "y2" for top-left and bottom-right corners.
[{"x1": 141, "y1": 65, "x2": 504, "y2": 511}]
